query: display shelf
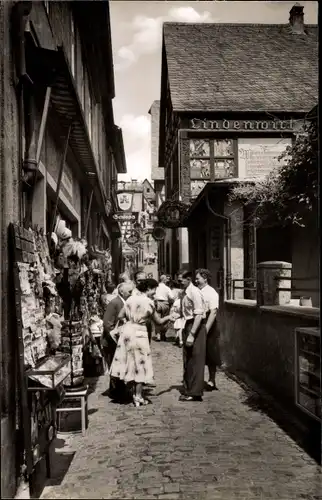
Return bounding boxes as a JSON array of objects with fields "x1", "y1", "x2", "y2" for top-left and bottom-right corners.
[
  {"x1": 26, "y1": 354, "x2": 71, "y2": 390},
  {"x1": 295, "y1": 326, "x2": 321, "y2": 422}
]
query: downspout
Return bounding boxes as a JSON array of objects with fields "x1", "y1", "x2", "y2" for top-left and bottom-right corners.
[
  {"x1": 205, "y1": 191, "x2": 232, "y2": 300},
  {"x1": 12, "y1": 1, "x2": 33, "y2": 223},
  {"x1": 12, "y1": 1, "x2": 37, "y2": 187}
]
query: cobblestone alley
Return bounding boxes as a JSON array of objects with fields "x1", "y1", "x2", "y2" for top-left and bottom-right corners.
[{"x1": 41, "y1": 341, "x2": 321, "y2": 500}]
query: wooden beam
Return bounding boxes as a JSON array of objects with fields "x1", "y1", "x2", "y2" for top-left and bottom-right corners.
[{"x1": 48, "y1": 123, "x2": 72, "y2": 242}]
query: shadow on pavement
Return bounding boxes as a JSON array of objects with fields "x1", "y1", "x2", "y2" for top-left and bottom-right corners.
[
  {"x1": 44, "y1": 437, "x2": 76, "y2": 488},
  {"x1": 242, "y1": 388, "x2": 321, "y2": 465},
  {"x1": 155, "y1": 384, "x2": 183, "y2": 396}
]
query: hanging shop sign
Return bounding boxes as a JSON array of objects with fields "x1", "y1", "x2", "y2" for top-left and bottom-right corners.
[
  {"x1": 125, "y1": 229, "x2": 141, "y2": 246},
  {"x1": 189, "y1": 118, "x2": 295, "y2": 132},
  {"x1": 113, "y1": 212, "x2": 139, "y2": 222},
  {"x1": 117, "y1": 192, "x2": 133, "y2": 211},
  {"x1": 157, "y1": 200, "x2": 190, "y2": 229},
  {"x1": 152, "y1": 226, "x2": 166, "y2": 241}
]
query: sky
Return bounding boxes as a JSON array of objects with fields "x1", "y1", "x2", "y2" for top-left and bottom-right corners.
[{"x1": 109, "y1": 1, "x2": 318, "y2": 182}]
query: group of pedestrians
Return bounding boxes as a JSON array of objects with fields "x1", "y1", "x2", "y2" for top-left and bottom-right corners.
[{"x1": 101, "y1": 268, "x2": 220, "y2": 406}]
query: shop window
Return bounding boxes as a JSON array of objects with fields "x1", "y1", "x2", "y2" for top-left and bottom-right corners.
[{"x1": 190, "y1": 138, "x2": 237, "y2": 198}]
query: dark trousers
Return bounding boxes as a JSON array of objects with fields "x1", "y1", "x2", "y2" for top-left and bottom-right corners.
[
  {"x1": 155, "y1": 301, "x2": 170, "y2": 339},
  {"x1": 206, "y1": 320, "x2": 221, "y2": 382},
  {"x1": 103, "y1": 335, "x2": 126, "y2": 399},
  {"x1": 182, "y1": 319, "x2": 207, "y2": 397}
]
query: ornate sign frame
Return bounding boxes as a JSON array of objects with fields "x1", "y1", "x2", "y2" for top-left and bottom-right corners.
[
  {"x1": 152, "y1": 226, "x2": 166, "y2": 241},
  {"x1": 157, "y1": 200, "x2": 190, "y2": 228}
]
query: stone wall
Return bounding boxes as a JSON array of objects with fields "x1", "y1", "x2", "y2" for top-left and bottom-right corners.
[
  {"x1": 1, "y1": 1, "x2": 20, "y2": 497},
  {"x1": 218, "y1": 302, "x2": 319, "y2": 409}
]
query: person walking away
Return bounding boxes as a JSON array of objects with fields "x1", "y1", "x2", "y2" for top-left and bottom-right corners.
[
  {"x1": 133, "y1": 271, "x2": 147, "y2": 295},
  {"x1": 110, "y1": 278, "x2": 171, "y2": 407},
  {"x1": 102, "y1": 282, "x2": 134, "y2": 400},
  {"x1": 112, "y1": 272, "x2": 132, "y2": 296},
  {"x1": 101, "y1": 283, "x2": 117, "y2": 312},
  {"x1": 154, "y1": 275, "x2": 174, "y2": 341},
  {"x1": 195, "y1": 269, "x2": 220, "y2": 390},
  {"x1": 178, "y1": 271, "x2": 206, "y2": 402}
]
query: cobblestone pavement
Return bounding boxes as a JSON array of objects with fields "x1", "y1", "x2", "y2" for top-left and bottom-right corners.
[{"x1": 41, "y1": 340, "x2": 321, "y2": 500}]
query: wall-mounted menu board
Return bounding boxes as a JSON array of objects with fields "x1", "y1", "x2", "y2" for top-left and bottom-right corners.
[{"x1": 294, "y1": 327, "x2": 321, "y2": 422}]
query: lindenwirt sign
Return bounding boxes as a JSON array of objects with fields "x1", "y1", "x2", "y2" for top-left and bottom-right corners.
[{"x1": 190, "y1": 118, "x2": 295, "y2": 132}]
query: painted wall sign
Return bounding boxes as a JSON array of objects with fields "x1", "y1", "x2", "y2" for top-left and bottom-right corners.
[
  {"x1": 113, "y1": 212, "x2": 139, "y2": 222},
  {"x1": 117, "y1": 192, "x2": 133, "y2": 211},
  {"x1": 190, "y1": 118, "x2": 295, "y2": 132},
  {"x1": 238, "y1": 138, "x2": 292, "y2": 178}
]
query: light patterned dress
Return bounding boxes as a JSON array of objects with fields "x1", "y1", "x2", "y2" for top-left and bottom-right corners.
[{"x1": 109, "y1": 294, "x2": 154, "y2": 384}]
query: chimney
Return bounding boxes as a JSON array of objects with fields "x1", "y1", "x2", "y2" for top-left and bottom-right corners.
[{"x1": 289, "y1": 3, "x2": 305, "y2": 34}]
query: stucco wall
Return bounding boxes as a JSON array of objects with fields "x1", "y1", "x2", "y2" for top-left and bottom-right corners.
[
  {"x1": 218, "y1": 302, "x2": 319, "y2": 409},
  {"x1": 1, "y1": 1, "x2": 20, "y2": 497}
]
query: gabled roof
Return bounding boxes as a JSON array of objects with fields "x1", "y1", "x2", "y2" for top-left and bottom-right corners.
[
  {"x1": 163, "y1": 22, "x2": 318, "y2": 113},
  {"x1": 143, "y1": 178, "x2": 155, "y2": 191}
]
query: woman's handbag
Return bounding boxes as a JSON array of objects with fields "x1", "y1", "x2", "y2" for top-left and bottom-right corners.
[{"x1": 109, "y1": 320, "x2": 123, "y2": 343}]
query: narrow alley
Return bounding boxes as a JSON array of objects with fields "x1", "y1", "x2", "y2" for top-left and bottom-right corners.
[{"x1": 41, "y1": 341, "x2": 321, "y2": 500}]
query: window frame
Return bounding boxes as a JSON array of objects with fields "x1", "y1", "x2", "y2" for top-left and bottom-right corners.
[{"x1": 189, "y1": 136, "x2": 238, "y2": 183}]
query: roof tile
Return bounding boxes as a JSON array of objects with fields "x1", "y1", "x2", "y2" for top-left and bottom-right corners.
[{"x1": 163, "y1": 23, "x2": 318, "y2": 113}]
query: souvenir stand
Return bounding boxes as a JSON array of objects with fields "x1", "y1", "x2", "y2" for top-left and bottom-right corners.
[
  {"x1": 54, "y1": 235, "x2": 91, "y2": 434},
  {"x1": 85, "y1": 248, "x2": 112, "y2": 376},
  {"x1": 10, "y1": 223, "x2": 71, "y2": 496}
]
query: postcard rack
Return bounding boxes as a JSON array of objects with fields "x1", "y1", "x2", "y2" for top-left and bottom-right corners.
[{"x1": 10, "y1": 223, "x2": 71, "y2": 480}]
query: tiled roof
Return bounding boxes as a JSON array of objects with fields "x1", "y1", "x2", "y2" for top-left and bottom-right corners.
[{"x1": 163, "y1": 23, "x2": 318, "y2": 113}]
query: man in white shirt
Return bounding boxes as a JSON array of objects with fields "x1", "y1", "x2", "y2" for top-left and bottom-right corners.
[
  {"x1": 155, "y1": 275, "x2": 174, "y2": 341},
  {"x1": 195, "y1": 268, "x2": 220, "y2": 391},
  {"x1": 177, "y1": 270, "x2": 207, "y2": 402}
]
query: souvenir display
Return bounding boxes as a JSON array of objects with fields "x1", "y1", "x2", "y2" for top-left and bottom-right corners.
[{"x1": 60, "y1": 320, "x2": 84, "y2": 387}]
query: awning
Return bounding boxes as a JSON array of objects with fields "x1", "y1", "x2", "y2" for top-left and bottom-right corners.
[
  {"x1": 26, "y1": 44, "x2": 109, "y2": 220},
  {"x1": 183, "y1": 179, "x2": 256, "y2": 225}
]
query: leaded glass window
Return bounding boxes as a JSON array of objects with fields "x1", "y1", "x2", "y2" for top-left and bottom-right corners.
[{"x1": 189, "y1": 138, "x2": 237, "y2": 197}]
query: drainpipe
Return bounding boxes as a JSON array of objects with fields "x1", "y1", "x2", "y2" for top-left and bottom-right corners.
[
  {"x1": 12, "y1": 1, "x2": 37, "y2": 188},
  {"x1": 205, "y1": 191, "x2": 232, "y2": 300}
]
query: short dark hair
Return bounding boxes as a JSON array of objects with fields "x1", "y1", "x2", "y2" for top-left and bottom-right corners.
[
  {"x1": 136, "y1": 278, "x2": 159, "y2": 293},
  {"x1": 134, "y1": 270, "x2": 146, "y2": 281},
  {"x1": 195, "y1": 268, "x2": 212, "y2": 283},
  {"x1": 181, "y1": 270, "x2": 193, "y2": 280}
]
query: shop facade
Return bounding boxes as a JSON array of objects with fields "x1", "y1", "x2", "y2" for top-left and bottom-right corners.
[
  {"x1": 157, "y1": 5, "x2": 318, "y2": 286},
  {"x1": 1, "y1": 1, "x2": 125, "y2": 497}
]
